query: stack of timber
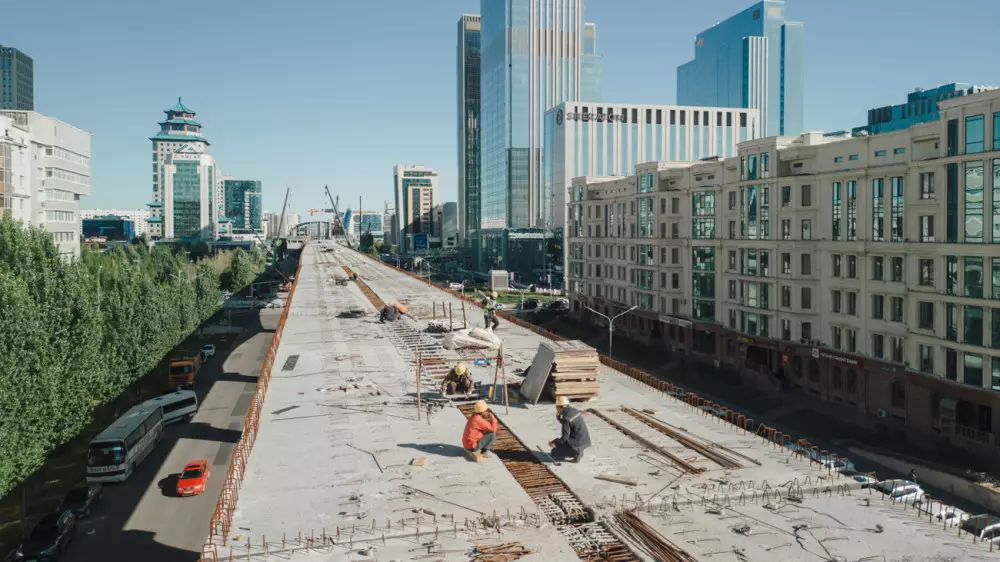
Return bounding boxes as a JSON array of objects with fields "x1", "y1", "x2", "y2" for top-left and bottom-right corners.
[{"x1": 521, "y1": 340, "x2": 600, "y2": 403}]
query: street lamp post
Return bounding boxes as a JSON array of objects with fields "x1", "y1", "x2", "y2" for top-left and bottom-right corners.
[{"x1": 585, "y1": 305, "x2": 638, "y2": 360}]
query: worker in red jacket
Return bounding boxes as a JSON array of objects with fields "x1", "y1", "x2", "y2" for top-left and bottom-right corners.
[{"x1": 462, "y1": 400, "x2": 497, "y2": 463}]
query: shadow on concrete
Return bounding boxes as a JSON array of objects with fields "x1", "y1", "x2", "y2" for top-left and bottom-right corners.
[
  {"x1": 156, "y1": 475, "x2": 180, "y2": 498},
  {"x1": 95, "y1": 530, "x2": 199, "y2": 562},
  {"x1": 188, "y1": 423, "x2": 241, "y2": 445},
  {"x1": 398, "y1": 443, "x2": 466, "y2": 458},
  {"x1": 215, "y1": 372, "x2": 259, "y2": 385}
]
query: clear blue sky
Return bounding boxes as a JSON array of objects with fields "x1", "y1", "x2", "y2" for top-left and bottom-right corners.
[{"x1": 5, "y1": 0, "x2": 998, "y2": 216}]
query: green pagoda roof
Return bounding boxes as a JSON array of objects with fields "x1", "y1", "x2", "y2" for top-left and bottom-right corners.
[{"x1": 166, "y1": 97, "x2": 195, "y2": 115}]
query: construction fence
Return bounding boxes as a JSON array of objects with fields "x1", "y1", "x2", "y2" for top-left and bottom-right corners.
[{"x1": 199, "y1": 251, "x2": 305, "y2": 561}]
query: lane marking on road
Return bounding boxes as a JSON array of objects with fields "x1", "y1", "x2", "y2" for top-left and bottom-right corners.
[
  {"x1": 211, "y1": 422, "x2": 242, "y2": 467},
  {"x1": 282, "y1": 355, "x2": 300, "y2": 371}
]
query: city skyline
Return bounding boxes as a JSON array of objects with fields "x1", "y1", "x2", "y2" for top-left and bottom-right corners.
[{"x1": 3, "y1": 0, "x2": 1000, "y2": 216}]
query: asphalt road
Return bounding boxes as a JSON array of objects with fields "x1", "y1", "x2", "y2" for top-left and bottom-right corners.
[{"x1": 60, "y1": 309, "x2": 281, "y2": 562}]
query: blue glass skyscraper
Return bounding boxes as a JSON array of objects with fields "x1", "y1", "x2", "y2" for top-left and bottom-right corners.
[
  {"x1": 480, "y1": 0, "x2": 603, "y2": 231},
  {"x1": 677, "y1": 0, "x2": 803, "y2": 137}
]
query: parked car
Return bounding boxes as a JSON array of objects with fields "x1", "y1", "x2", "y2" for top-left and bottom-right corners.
[
  {"x1": 200, "y1": 344, "x2": 216, "y2": 360},
  {"x1": 960, "y1": 514, "x2": 1000, "y2": 541},
  {"x1": 519, "y1": 298, "x2": 539, "y2": 310},
  {"x1": 841, "y1": 470, "x2": 877, "y2": 488},
  {"x1": 493, "y1": 302, "x2": 505, "y2": 311},
  {"x1": 545, "y1": 298, "x2": 569, "y2": 311},
  {"x1": 872, "y1": 479, "x2": 917, "y2": 494},
  {"x1": 448, "y1": 282, "x2": 464, "y2": 290},
  {"x1": 15, "y1": 510, "x2": 76, "y2": 561},
  {"x1": 935, "y1": 507, "x2": 969, "y2": 527},
  {"x1": 58, "y1": 483, "x2": 103, "y2": 519},
  {"x1": 888, "y1": 484, "x2": 925, "y2": 503},
  {"x1": 176, "y1": 460, "x2": 210, "y2": 497},
  {"x1": 266, "y1": 299, "x2": 284, "y2": 309}
]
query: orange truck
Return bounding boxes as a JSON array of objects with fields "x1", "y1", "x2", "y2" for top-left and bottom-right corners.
[{"x1": 167, "y1": 354, "x2": 203, "y2": 389}]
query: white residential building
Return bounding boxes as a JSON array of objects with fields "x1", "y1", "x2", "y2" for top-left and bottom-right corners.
[
  {"x1": 80, "y1": 209, "x2": 152, "y2": 238},
  {"x1": 0, "y1": 113, "x2": 32, "y2": 224},
  {"x1": 393, "y1": 165, "x2": 440, "y2": 252},
  {"x1": 2, "y1": 110, "x2": 92, "y2": 259},
  {"x1": 565, "y1": 88, "x2": 1000, "y2": 456},
  {"x1": 544, "y1": 102, "x2": 761, "y2": 230}
]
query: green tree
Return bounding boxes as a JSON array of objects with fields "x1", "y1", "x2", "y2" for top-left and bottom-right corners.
[
  {"x1": 228, "y1": 248, "x2": 255, "y2": 292},
  {"x1": 359, "y1": 232, "x2": 375, "y2": 253},
  {"x1": 0, "y1": 215, "x2": 253, "y2": 495}
]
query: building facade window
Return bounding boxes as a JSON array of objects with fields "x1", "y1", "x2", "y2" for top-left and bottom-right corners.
[
  {"x1": 872, "y1": 178, "x2": 885, "y2": 241},
  {"x1": 831, "y1": 182, "x2": 841, "y2": 240},
  {"x1": 966, "y1": 114, "x2": 985, "y2": 154},
  {"x1": 966, "y1": 161, "x2": 985, "y2": 243},
  {"x1": 947, "y1": 256, "x2": 958, "y2": 295},
  {"x1": 847, "y1": 292, "x2": 857, "y2": 316},
  {"x1": 965, "y1": 353, "x2": 984, "y2": 387},
  {"x1": 890, "y1": 296, "x2": 903, "y2": 322},
  {"x1": 918, "y1": 301, "x2": 934, "y2": 330},
  {"x1": 846, "y1": 180, "x2": 857, "y2": 240},
  {"x1": 993, "y1": 160, "x2": 1000, "y2": 242},
  {"x1": 890, "y1": 177, "x2": 903, "y2": 242},
  {"x1": 947, "y1": 163, "x2": 959, "y2": 241},
  {"x1": 919, "y1": 345, "x2": 934, "y2": 373},
  {"x1": 891, "y1": 256, "x2": 903, "y2": 282},
  {"x1": 920, "y1": 215, "x2": 934, "y2": 242},
  {"x1": 832, "y1": 255, "x2": 842, "y2": 277},
  {"x1": 801, "y1": 219, "x2": 811, "y2": 240},
  {"x1": 947, "y1": 303, "x2": 958, "y2": 341},
  {"x1": 920, "y1": 172, "x2": 935, "y2": 199},
  {"x1": 847, "y1": 255, "x2": 857, "y2": 279},
  {"x1": 966, "y1": 256, "x2": 984, "y2": 298},
  {"x1": 872, "y1": 295, "x2": 884, "y2": 319},
  {"x1": 919, "y1": 259, "x2": 934, "y2": 286},
  {"x1": 872, "y1": 256, "x2": 884, "y2": 281}
]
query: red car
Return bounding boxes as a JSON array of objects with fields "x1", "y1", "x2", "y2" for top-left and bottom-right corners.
[{"x1": 176, "y1": 460, "x2": 210, "y2": 497}]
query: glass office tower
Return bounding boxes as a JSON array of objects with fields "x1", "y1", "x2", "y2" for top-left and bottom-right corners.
[
  {"x1": 677, "y1": 0, "x2": 803, "y2": 137},
  {"x1": 457, "y1": 15, "x2": 481, "y2": 246},
  {"x1": 0, "y1": 46, "x2": 34, "y2": 110},
  {"x1": 480, "y1": 0, "x2": 603, "y2": 231},
  {"x1": 223, "y1": 179, "x2": 263, "y2": 234}
]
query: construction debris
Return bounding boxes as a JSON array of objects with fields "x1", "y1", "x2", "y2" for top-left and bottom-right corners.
[
  {"x1": 472, "y1": 542, "x2": 532, "y2": 561},
  {"x1": 520, "y1": 340, "x2": 600, "y2": 403},
  {"x1": 410, "y1": 456, "x2": 430, "y2": 467},
  {"x1": 425, "y1": 320, "x2": 451, "y2": 333},
  {"x1": 595, "y1": 474, "x2": 638, "y2": 487}
]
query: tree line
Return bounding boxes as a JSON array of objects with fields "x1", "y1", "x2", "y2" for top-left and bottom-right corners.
[{"x1": 0, "y1": 216, "x2": 265, "y2": 496}]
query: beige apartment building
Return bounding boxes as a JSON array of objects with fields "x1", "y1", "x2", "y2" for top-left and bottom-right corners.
[{"x1": 566, "y1": 89, "x2": 1000, "y2": 455}]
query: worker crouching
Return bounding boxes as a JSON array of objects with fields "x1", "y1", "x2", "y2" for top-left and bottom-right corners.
[
  {"x1": 462, "y1": 400, "x2": 497, "y2": 463},
  {"x1": 440, "y1": 364, "x2": 474, "y2": 396},
  {"x1": 548, "y1": 397, "x2": 591, "y2": 463},
  {"x1": 379, "y1": 302, "x2": 407, "y2": 323}
]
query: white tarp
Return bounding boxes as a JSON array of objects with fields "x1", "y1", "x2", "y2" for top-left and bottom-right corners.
[{"x1": 443, "y1": 327, "x2": 502, "y2": 350}]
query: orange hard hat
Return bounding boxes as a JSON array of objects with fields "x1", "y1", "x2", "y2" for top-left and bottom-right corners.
[{"x1": 394, "y1": 303, "x2": 407, "y2": 314}]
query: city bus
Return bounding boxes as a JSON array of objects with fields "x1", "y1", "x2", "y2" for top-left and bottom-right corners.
[{"x1": 86, "y1": 402, "x2": 164, "y2": 484}]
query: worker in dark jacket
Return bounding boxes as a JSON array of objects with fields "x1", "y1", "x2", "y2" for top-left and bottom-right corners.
[
  {"x1": 440, "y1": 364, "x2": 474, "y2": 395},
  {"x1": 379, "y1": 302, "x2": 407, "y2": 323},
  {"x1": 548, "y1": 396, "x2": 591, "y2": 463}
]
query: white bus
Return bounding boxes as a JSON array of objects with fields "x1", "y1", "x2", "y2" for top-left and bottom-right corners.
[
  {"x1": 86, "y1": 402, "x2": 164, "y2": 484},
  {"x1": 144, "y1": 390, "x2": 198, "y2": 425}
]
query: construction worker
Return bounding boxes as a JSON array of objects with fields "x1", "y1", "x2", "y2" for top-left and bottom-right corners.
[
  {"x1": 440, "y1": 364, "x2": 474, "y2": 396},
  {"x1": 379, "y1": 302, "x2": 407, "y2": 323},
  {"x1": 547, "y1": 397, "x2": 591, "y2": 463},
  {"x1": 482, "y1": 291, "x2": 500, "y2": 330},
  {"x1": 462, "y1": 400, "x2": 497, "y2": 463}
]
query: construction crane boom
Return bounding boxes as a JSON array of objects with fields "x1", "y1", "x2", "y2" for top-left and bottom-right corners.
[{"x1": 324, "y1": 185, "x2": 354, "y2": 248}]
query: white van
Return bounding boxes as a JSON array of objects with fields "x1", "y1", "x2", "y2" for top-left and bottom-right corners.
[{"x1": 144, "y1": 390, "x2": 199, "y2": 425}]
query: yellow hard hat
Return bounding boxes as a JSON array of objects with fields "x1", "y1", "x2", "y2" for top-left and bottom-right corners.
[
  {"x1": 473, "y1": 400, "x2": 488, "y2": 413},
  {"x1": 555, "y1": 396, "x2": 570, "y2": 407},
  {"x1": 455, "y1": 364, "x2": 467, "y2": 375},
  {"x1": 491, "y1": 291, "x2": 498, "y2": 299}
]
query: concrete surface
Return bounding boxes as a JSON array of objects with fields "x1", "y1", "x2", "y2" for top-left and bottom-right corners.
[
  {"x1": 61, "y1": 309, "x2": 281, "y2": 562},
  {"x1": 220, "y1": 243, "x2": 999, "y2": 561}
]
